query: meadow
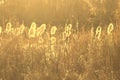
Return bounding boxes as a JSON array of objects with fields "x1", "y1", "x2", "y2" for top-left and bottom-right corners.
[{"x1": 0, "y1": 22, "x2": 120, "y2": 80}]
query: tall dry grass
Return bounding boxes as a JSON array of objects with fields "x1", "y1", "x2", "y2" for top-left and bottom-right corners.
[{"x1": 0, "y1": 22, "x2": 119, "y2": 80}]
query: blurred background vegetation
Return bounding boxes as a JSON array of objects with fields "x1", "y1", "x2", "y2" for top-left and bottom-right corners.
[
  {"x1": 0, "y1": 1, "x2": 120, "y2": 80},
  {"x1": 0, "y1": 0, "x2": 119, "y2": 27}
]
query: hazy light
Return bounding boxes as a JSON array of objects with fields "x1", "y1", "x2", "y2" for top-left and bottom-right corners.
[{"x1": 0, "y1": 0, "x2": 4, "y2": 5}]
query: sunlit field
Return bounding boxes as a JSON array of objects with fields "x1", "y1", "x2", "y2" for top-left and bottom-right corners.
[
  {"x1": 0, "y1": 0, "x2": 120, "y2": 80},
  {"x1": 0, "y1": 22, "x2": 119, "y2": 80}
]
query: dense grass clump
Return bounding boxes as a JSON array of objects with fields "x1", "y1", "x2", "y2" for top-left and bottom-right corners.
[{"x1": 0, "y1": 22, "x2": 119, "y2": 80}]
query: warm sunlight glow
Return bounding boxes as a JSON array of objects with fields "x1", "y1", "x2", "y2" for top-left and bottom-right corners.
[{"x1": 0, "y1": 0, "x2": 119, "y2": 80}]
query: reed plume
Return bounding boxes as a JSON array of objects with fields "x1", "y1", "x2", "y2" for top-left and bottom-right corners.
[
  {"x1": 28, "y1": 22, "x2": 36, "y2": 38},
  {"x1": 50, "y1": 26, "x2": 57, "y2": 35},
  {"x1": 5, "y1": 22, "x2": 12, "y2": 34},
  {"x1": 107, "y1": 23, "x2": 114, "y2": 35},
  {"x1": 36, "y1": 24, "x2": 46, "y2": 37},
  {"x1": 20, "y1": 24, "x2": 25, "y2": 34},
  {"x1": 95, "y1": 26, "x2": 102, "y2": 39},
  {"x1": 62, "y1": 24, "x2": 72, "y2": 41}
]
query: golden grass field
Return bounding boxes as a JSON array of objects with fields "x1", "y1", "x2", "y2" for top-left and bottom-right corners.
[{"x1": 0, "y1": 22, "x2": 119, "y2": 80}]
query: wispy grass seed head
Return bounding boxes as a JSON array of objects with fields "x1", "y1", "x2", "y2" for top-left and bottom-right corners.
[
  {"x1": 107, "y1": 23, "x2": 114, "y2": 35},
  {"x1": 6, "y1": 22, "x2": 12, "y2": 33},
  {"x1": 36, "y1": 24, "x2": 46, "y2": 37},
  {"x1": 28, "y1": 22, "x2": 37, "y2": 38},
  {"x1": 20, "y1": 24, "x2": 25, "y2": 34},
  {"x1": 50, "y1": 26, "x2": 57, "y2": 35},
  {"x1": 95, "y1": 26, "x2": 102, "y2": 39}
]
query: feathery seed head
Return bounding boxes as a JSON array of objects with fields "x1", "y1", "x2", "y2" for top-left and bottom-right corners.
[
  {"x1": 30, "y1": 22, "x2": 36, "y2": 29},
  {"x1": 6, "y1": 22, "x2": 12, "y2": 33},
  {"x1": 28, "y1": 22, "x2": 37, "y2": 38},
  {"x1": 20, "y1": 24, "x2": 25, "y2": 34},
  {"x1": 50, "y1": 26, "x2": 57, "y2": 35},
  {"x1": 107, "y1": 23, "x2": 114, "y2": 35},
  {"x1": 95, "y1": 26, "x2": 102, "y2": 39},
  {"x1": 36, "y1": 24, "x2": 46, "y2": 37}
]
